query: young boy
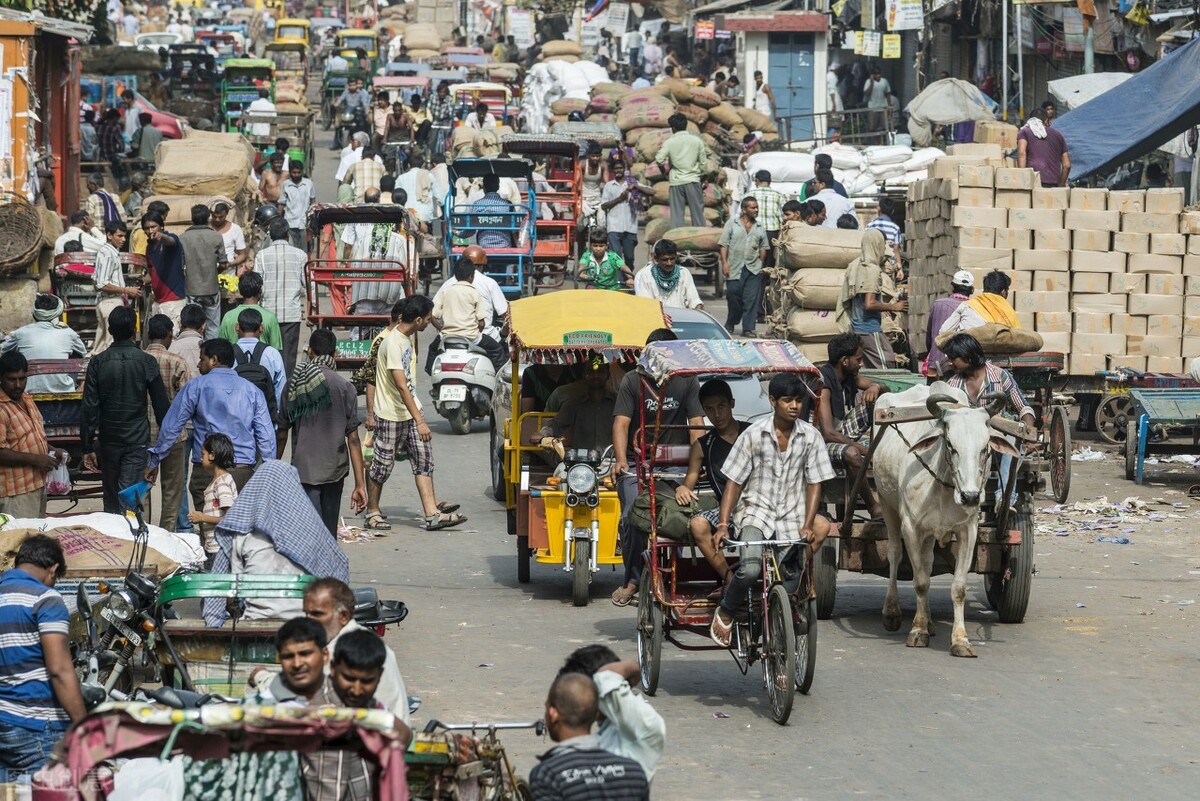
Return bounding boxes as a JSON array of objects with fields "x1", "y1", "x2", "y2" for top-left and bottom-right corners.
[
  {"x1": 577, "y1": 228, "x2": 634, "y2": 291},
  {"x1": 711, "y1": 373, "x2": 835, "y2": 646}
]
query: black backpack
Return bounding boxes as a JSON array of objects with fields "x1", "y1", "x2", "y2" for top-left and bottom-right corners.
[{"x1": 233, "y1": 341, "x2": 278, "y2": 423}]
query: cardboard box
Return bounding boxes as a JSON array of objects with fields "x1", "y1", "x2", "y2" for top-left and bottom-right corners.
[
  {"x1": 1008, "y1": 270, "x2": 1032, "y2": 292},
  {"x1": 1011, "y1": 291, "x2": 1068, "y2": 312},
  {"x1": 1184, "y1": 338, "x2": 1200, "y2": 359},
  {"x1": 1146, "y1": 356, "x2": 1184, "y2": 373},
  {"x1": 1122, "y1": 213, "x2": 1180, "y2": 234},
  {"x1": 1014, "y1": 249, "x2": 1069, "y2": 272},
  {"x1": 1031, "y1": 271, "x2": 1070, "y2": 292},
  {"x1": 1111, "y1": 314, "x2": 1147, "y2": 336},
  {"x1": 1127, "y1": 253, "x2": 1183, "y2": 274},
  {"x1": 930, "y1": 157, "x2": 982, "y2": 180},
  {"x1": 1070, "y1": 250, "x2": 1127, "y2": 273},
  {"x1": 994, "y1": 167, "x2": 1038, "y2": 191},
  {"x1": 1072, "y1": 230, "x2": 1111, "y2": 251},
  {"x1": 1184, "y1": 255, "x2": 1200, "y2": 275},
  {"x1": 1145, "y1": 187, "x2": 1185, "y2": 214},
  {"x1": 993, "y1": 228, "x2": 1032, "y2": 250},
  {"x1": 1108, "y1": 191, "x2": 1146, "y2": 213},
  {"x1": 1150, "y1": 233, "x2": 1187, "y2": 256},
  {"x1": 1072, "y1": 294, "x2": 1127, "y2": 314},
  {"x1": 1065, "y1": 209, "x2": 1120, "y2": 231},
  {"x1": 946, "y1": 143, "x2": 1004, "y2": 160},
  {"x1": 1072, "y1": 312, "x2": 1110, "y2": 333},
  {"x1": 1127, "y1": 335, "x2": 1182, "y2": 357},
  {"x1": 1146, "y1": 273, "x2": 1185, "y2": 295},
  {"x1": 1110, "y1": 355, "x2": 1148, "y2": 372},
  {"x1": 952, "y1": 206, "x2": 1009, "y2": 228},
  {"x1": 1008, "y1": 208, "x2": 1063, "y2": 229},
  {"x1": 1187, "y1": 296, "x2": 1200, "y2": 316},
  {"x1": 1032, "y1": 229, "x2": 1070, "y2": 251},
  {"x1": 1188, "y1": 236, "x2": 1200, "y2": 256},
  {"x1": 1179, "y1": 212, "x2": 1200, "y2": 235},
  {"x1": 1038, "y1": 332, "x2": 1072, "y2": 354},
  {"x1": 1035, "y1": 311, "x2": 1072, "y2": 332},
  {"x1": 1070, "y1": 353, "x2": 1110, "y2": 374},
  {"x1": 1187, "y1": 276, "x2": 1200, "y2": 296},
  {"x1": 1070, "y1": 188, "x2": 1108, "y2": 210},
  {"x1": 1185, "y1": 315, "x2": 1200, "y2": 336},
  {"x1": 1127, "y1": 293, "x2": 1185, "y2": 315},
  {"x1": 1072, "y1": 273, "x2": 1110, "y2": 293},
  {"x1": 956, "y1": 227, "x2": 995, "y2": 249},
  {"x1": 994, "y1": 189, "x2": 1032, "y2": 209},
  {"x1": 1146, "y1": 314, "x2": 1184, "y2": 337},
  {"x1": 1073, "y1": 333, "x2": 1127, "y2": 355},
  {"x1": 1113, "y1": 232, "x2": 1150, "y2": 254},
  {"x1": 1031, "y1": 187, "x2": 1070, "y2": 210},
  {"x1": 972, "y1": 121, "x2": 1019, "y2": 149},
  {"x1": 1109, "y1": 273, "x2": 1146, "y2": 294},
  {"x1": 957, "y1": 247, "x2": 1013, "y2": 270},
  {"x1": 959, "y1": 187, "x2": 995, "y2": 207},
  {"x1": 957, "y1": 164, "x2": 995, "y2": 188}
]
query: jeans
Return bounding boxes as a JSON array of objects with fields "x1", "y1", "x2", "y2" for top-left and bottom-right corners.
[
  {"x1": 725, "y1": 271, "x2": 764, "y2": 334},
  {"x1": 188, "y1": 294, "x2": 222, "y2": 340},
  {"x1": 668, "y1": 182, "x2": 705, "y2": 229},
  {"x1": 608, "y1": 231, "x2": 638, "y2": 273},
  {"x1": 616, "y1": 472, "x2": 642, "y2": 586},
  {"x1": 304, "y1": 478, "x2": 346, "y2": 536},
  {"x1": 0, "y1": 720, "x2": 66, "y2": 780},
  {"x1": 99, "y1": 442, "x2": 149, "y2": 515},
  {"x1": 720, "y1": 525, "x2": 765, "y2": 616}
]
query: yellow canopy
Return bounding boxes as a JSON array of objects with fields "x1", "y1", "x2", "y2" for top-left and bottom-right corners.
[{"x1": 508, "y1": 290, "x2": 667, "y2": 361}]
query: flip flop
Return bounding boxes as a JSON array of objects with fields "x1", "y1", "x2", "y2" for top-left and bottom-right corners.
[
  {"x1": 710, "y1": 608, "x2": 733, "y2": 648},
  {"x1": 611, "y1": 586, "x2": 637, "y2": 607},
  {"x1": 426, "y1": 512, "x2": 467, "y2": 531},
  {"x1": 364, "y1": 513, "x2": 391, "y2": 531},
  {"x1": 436, "y1": 501, "x2": 461, "y2": 514}
]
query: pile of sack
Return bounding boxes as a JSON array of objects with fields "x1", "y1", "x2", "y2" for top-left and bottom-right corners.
[
  {"x1": 743, "y1": 143, "x2": 944, "y2": 199},
  {"x1": 404, "y1": 22, "x2": 443, "y2": 61},
  {"x1": 148, "y1": 130, "x2": 259, "y2": 232},
  {"x1": 449, "y1": 124, "x2": 515, "y2": 161}
]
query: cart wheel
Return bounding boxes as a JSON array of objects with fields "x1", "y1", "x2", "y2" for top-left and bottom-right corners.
[
  {"x1": 1124, "y1": 422, "x2": 1138, "y2": 482},
  {"x1": 572, "y1": 540, "x2": 590, "y2": 607},
  {"x1": 489, "y1": 419, "x2": 506, "y2": 501},
  {"x1": 514, "y1": 779, "x2": 533, "y2": 801},
  {"x1": 1049, "y1": 405, "x2": 1072, "y2": 504},
  {"x1": 764, "y1": 584, "x2": 796, "y2": 725},
  {"x1": 636, "y1": 579, "x2": 662, "y2": 695},
  {"x1": 448, "y1": 403, "x2": 471, "y2": 435},
  {"x1": 795, "y1": 596, "x2": 817, "y2": 695},
  {"x1": 1094, "y1": 394, "x2": 1133, "y2": 445},
  {"x1": 814, "y1": 538, "x2": 837, "y2": 620},
  {"x1": 516, "y1": 534, "x2": 531, "y2": 584},
  {"x1": 984, "y1": 502, "x2": 1034, "y2": 623}
]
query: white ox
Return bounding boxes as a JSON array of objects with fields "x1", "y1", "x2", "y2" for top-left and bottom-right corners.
[{"x1": 871, "y1": 382, "x2": 1018, "y2": 658}]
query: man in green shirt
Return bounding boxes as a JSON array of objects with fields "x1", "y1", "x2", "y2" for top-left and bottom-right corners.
[
  {"x1": 218, "y1": 270, "x2": 283, "y2": 350},
  {"x1": 718, "y1": 196, "x2": 768, "y2": 337},
  {"x1": 655, "y1": 113, "x2": 709, "y2": 229}
]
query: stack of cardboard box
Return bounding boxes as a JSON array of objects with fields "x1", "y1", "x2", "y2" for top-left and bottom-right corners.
[{"x1": 906, "y1": 163, "x2": 1198, "y2": 374}]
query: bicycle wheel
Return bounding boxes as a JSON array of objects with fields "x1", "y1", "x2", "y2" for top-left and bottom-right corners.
[
  {"x1": 636, "y1": 580, "x2": 662, "y2": 695},
  {"x1": 764, "y1": 583, "x2": 796, "y2": 724},
  {"x1": 795, "y1": 596, "x2": 817, "y2": 695}
]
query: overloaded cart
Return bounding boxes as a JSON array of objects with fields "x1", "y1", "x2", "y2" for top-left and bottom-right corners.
[{"x1": 26, "y1": 358, "x2": 102, "y2": 512}]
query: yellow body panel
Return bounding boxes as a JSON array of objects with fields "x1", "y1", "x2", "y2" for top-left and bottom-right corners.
[{"x1": 534, "y1": 489, "x2": 621, "y2": 566}]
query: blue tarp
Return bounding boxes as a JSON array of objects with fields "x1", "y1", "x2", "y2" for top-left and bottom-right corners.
[{"x1": 1055, "y1": 36, "x2": 1200, "y2": 179}]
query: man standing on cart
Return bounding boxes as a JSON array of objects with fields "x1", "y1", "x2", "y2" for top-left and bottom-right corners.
[{"x1": 710, "y1": 373, "x2": 834, "y2": 647}]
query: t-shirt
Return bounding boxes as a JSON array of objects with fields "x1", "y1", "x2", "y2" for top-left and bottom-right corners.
[
  {"x1": 699, "y1": 421, "x2": 750, "y2": 503},
  {"x1": 218, "y1": 223, "x2": 247, "y2": 264},
  {"x1": 865, "y1": 77, "x2": 892, "y2": 108},
  {"x1": 850, "y1": 262, "x2": 884, "y2": 334},
  {"x1": 1017, "y1": 126, "x2": 1068, "y2": 187},
  {"x1": 601, "y1": 179, "x2": 638, "y2": 234},
  {"x1": 801, "y1": 362, "x2": 855, "y2": 423},
  {"x1": 374, "y1": 329, "x2": 418, "y2": 423},
  {"x1": 613, "y1": 370, "x2": 703, "y2": 461},
  {"x1": 0, "y1": 568, "x2": 71, "y2": 732},
  {"x1": 432, "y1": 281, "x2": 485, "y2": 340},
  {"x1": 521, "y1": 365, "x2": 576, "y2": 412},
  {"x1": 204, "y1": 472, "x2": 238, "y2": 520},
  {"x1": 579, "y1": 249, "x2": 627, "y2": 290}
]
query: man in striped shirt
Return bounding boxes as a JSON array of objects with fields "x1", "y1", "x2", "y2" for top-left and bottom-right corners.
[
  {"x1": 0, "y1": 535, "x2": 86, "y2": 780},
  {"x1": 865, "y1": 197, "x2": 903, "y2": 267}
]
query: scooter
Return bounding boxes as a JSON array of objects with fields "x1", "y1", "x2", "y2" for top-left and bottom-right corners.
[
  {"x1": 334, "y1": 107, "x2": 369, "y2": 150},
  {"x1": 430, "y1": 336, "x2": 497, "y2": 435}
]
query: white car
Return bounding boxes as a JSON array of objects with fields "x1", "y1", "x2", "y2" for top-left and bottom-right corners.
[{"x1": 134, "y1": 32, "x2": 184, "y2": 52}]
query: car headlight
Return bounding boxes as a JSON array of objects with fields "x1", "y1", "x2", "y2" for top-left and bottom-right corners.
[
  {"x1": 107, "y1": 590, "x2": 137, "y2": 622},
  {"x1": 566, "y1": 464, "x2": 597, "y2": 495}
]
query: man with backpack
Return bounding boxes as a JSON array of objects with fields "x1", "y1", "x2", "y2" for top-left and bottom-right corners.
[{"x1": 233, "y1": 308, "x2": 287, "y2": 459}]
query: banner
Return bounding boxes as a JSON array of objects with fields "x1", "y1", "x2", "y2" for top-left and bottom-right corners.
[
  {"x1": 695, "y1": 19, "x2": 715, "y2": 40},
  {"x1": 863, "y1": 30, "x2": 882, "y2": 57},
  {"x1": 508, "y1": 9, "x2": 534, "y2": 50},
  {"x1": 886, "y1": 0, "x2": 924, "y2": 31},
  {"x1": 853, "y1": 30, "x2": 864, "y2": 54},
  {"x1": 882, "y1": 34, "x2": 902, "y2": 58}
]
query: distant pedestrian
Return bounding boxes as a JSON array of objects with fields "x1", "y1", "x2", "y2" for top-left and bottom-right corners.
[
  {"x1": 1017, "y1": 108, "x2": 1070, "y2": 187},
  {"x1": 218, "y1": 271, "x2": 283, "y2": 350},
  {"x1": 143, "y1": 314, "x2": 191, "y2": 532},
  {"x1": 254, "y1": 218, "x2": 307, "y2": 375},
  {"x1": 719, "y1": 196, "x2": 768, "y2": 337},
  {"x1": 179, "y1": 204, "x2": 228, "y2": 337},
  {"x1": 141, "y1": 211, "x2": 186, "y2": 331},
  {"x1": 0, "y1": 353, "x2": 69, "y2": 518},
  {"x1": 655, "y1": 113, "x2": 709, "y2": 229},
  {"x1": 1, "y1": 295, "x2": 86, "y2": 394},
  {"x1": 167, "y1": 303, "x2": 207, "y2": 532},
  {"x1": 90, "y1": 222, "x2": 137, "y2": 356},
  {"x1": 281, "y1": 160, "x2": 315, "y2": 249}
]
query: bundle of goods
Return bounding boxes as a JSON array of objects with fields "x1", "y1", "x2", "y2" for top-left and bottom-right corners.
[
  {"x1": 151, "y1": 131, "x2": 259, "y2": 229},
  {"x1": 521, "y1": 60, "x2": 613, "y2": 134},
  {"x1": 404, "y1": 23, "x2": 443, "y2": 53},
  {"x1": 449, "y1": 125, "x2": 516, "y2": 161}
]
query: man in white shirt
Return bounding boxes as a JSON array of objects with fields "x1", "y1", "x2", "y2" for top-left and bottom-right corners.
[
  {"x1": 622, "y1": 29, "x2": 644, "y2": 75},
  {"x1": 245, "y1": 88, "x2": 276, "y2": 138},
  {"x1": 280, "y1": 160, "x2": 316, "y2": 250},
  {"x1": 210, "y1": 202, "x2": 248, "y2": 273},
  {"x1": 633, "y1": 239, "x2": 703, "y2": 310},
  {"x1": 395, "y1": 153, "x2": 437, "y2": 223},
  {"x1": 54, "y1": 211, "x2": 105, "y2": 254},
  {"x1": 324, "y1": 52, "x2": 350, "y2": 75},
  {"x1": 428, "y1": 246, "x2": 507, "y2": 371},
  {"x1": 812, "y1": 170, "x2": 855, "y2": 229},
  {"x1": 335, "y1": 131, "x2": 370, "y2": 183},
  {"x1": 641, "y1": 35, "x2": 663, "y2": 78}
]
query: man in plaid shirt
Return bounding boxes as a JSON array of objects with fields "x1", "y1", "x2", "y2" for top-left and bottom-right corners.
[
  {"x1": 255, "y1": 218, "x2": 308, "y2": 375},
  {"x1": 0, "y1": 352, "x2": 69, "y2": 518},
  {"x1": 144, "y1": 314, "x2": 191, "y2": 532}
]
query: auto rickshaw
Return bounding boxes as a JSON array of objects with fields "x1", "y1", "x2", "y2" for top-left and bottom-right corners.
[
  {"x1": 220, "y1": 58, "x2": 275, "y2": 132},
  {"x1": 274, "y1": 17, "x2": 311, "y2": 47},
  {"x1": 195, "y1": 30, "x2": 241, "y2": 65},
  {"x1": 493, "y1": 290, "x2": 670, "y2": 606},
  {"x1": 336, "y1": 28, "x2": 379, "y2": 73}
]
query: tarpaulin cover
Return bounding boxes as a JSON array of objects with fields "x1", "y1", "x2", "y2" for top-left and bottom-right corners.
[
  {"x1": 1055, "y1": 36, "x2": 1200, "y2": 178},
  {"x1": 1049, "y1": 71, "x2": 1193, "y2": 158},
  {"x1": 152, "y1": 130, "x2": 256, "y2": 197},
  {"x1": 637, "y1": 339, "x2": 820, "y2": 387},
  {"x1": 508, "y1": 289, "x2": 666, "y2": 362},
  {"x1": 905, "y1": 79, "x2": 998, "y2": 147}
]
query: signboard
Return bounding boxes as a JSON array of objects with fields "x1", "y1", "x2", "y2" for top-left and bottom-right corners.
[
  {"x1": 882, "y1": 34, "x2": 902, "y2": 59},
  {"x1": 563, "y1": 331, "x2": 614, "y2": 347},
  {"x1": 715, "y1": 29, "x2": 732, "y2": 40},
  {"x1": 695, "y1": 20, "x2": 715, "y2": 40},
  {"x1": 853, "y1": 30, "x2": 864, "y2": 54},
  {"x1": 582, "y1": 2, "x2": 630, "y2": 49},
  {"x1": 886, "y1": 0, "x2": 924, "y2": 31},
  {"x1": 863, "y1": 30, "x2": 882, "y2": 57},
  {"x1": 508, "y1": 9, "x2": 534, "y2": 50}
]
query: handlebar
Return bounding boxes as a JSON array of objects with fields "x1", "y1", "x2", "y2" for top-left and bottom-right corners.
[{"x1": 422, "y1": 719, "x2": 545, "y2": 736}]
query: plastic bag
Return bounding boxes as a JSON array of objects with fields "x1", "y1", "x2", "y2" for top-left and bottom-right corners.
[{"x1": 46, "y1": 458, "x2": 71, "y2": 496}]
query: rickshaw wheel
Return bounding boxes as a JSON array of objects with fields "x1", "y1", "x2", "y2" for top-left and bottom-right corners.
[
  {"x1": 636, "y1": 580, "x2": 662, "y2": 695},
  {"x1": 814, "y1": 538, "x2": 837, "y2": 620},
  {"x1": 514, "y1": 779, "x2": 533, "y2": 801},
  {"x1": 516, "y1": 535, "x2": 531, "y2": 584},
  {"x1": 984, "y1": 502, "x2": 1034, "y2": 623},
  {"x1": 1094, "y1": 394, "x2": 1132, "y2": 444},
  {"x1": 1049, "y1": 405, "x2": 1072, "y2": 504},
  {"x1": 1124, "y1": 422, "x2": 1138, "y2": 481},
  {"x1": 764, "y1": 584, "x2": 796, "y2": 725},
  {"x1": 571, "y1": 540, "x2": 590, "y2": 607},
  {"x1": 795, "y1": 597, "x2": 817, "y2": 695}
]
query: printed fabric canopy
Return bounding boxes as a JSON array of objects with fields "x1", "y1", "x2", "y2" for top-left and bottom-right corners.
[
  {"x1": 507, "y1": 289, "x2": 667, "y2": 363},
  {"x1": 637, "y1": 339, "x2": 821, "y2": 387}
]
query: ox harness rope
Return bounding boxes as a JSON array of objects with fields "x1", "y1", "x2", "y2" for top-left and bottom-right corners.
[{"x1": 891, "y1": 424, "x2": 957, "y2": 491}]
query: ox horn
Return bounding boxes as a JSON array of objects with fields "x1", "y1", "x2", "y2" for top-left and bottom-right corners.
[
  {"x1": 925, "y1": 393, "x2": 959, "y2": 418},
  {"x1": 982, "y1": 392, "x2": 1009, "y2": 417}
]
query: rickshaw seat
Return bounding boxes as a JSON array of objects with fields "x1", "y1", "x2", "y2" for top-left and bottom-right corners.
[{"x1": 642, "y1": 443, "x2": 692, "y2": 467}]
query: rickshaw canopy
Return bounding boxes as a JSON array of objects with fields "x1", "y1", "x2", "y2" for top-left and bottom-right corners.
[
  {"x1": 427, "y1": 69, "x2": 467, "y2": 85},
  {"x1": 274, "y1": 18, "x2": 311, "y2": 43},
  {"x1": 447, "y1": 156, "x2": 533, "y2": 185},
  {"x1": 501, "y1": 133, "x2": 579, "y2": 157},
  {"x1": 636, "y1": 339, "x2": 822, "y2": 388},
  {"x1": 374, "y1": 76, "x2": 431, "y2": 90},
  {"x1": 453, "y1": 81, "x2": 513, "y2": 103},
  {"x1": 507, "y1": 290, "x2": 668, "y2": 363},
  {"x1": 305, "y1": 203, "x2": 413, "y2": 234},
  {"x1": 337, "y1": 29, "x2": 379, "y2": 54},
  {"x1": 223, "y1": 58, "x2": 275, "y2": 73},
  {"x1": 384, "y1": 62, "x2": 431, "y2": 76}
]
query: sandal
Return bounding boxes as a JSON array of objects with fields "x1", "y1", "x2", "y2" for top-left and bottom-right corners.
[
  {"x1": 710, "y1": 608, "x2": 734, "y2": 648},
  {"x1": 425, "y1": 511, "x2": 467, "y2": 531},
  {"x1": 364, "y1": 513, "x2": 391, "y2": 531},
  {"x1": 436, "y1": 501, "x2": 461, "y2": 514},
  {"x1": 611, "y1": 585, "x2": 637, "y2": 607}
]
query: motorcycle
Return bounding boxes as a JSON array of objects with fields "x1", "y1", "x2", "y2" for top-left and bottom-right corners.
[
  {"x1": 430, "y1": 336, "x2": 497, "y2": 435},
  {"x1": 334, "y1": 107, "x2": 369, "y2": 150}
]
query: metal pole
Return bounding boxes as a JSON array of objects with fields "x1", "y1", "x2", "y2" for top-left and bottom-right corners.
[
  {"x1": 1001, "y1": 0, "x2": 1009, "y2": 121},
  {"x1": 1015, "y1": 4, "x2": 1025, "y2": 122}
]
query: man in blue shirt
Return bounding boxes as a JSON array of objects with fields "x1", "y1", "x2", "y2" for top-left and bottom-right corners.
[
  {"x1": 145, "y1": 338, "x2": 275, "y2": 515},
  {"x1": 469, "y1": 173, "x2": 517, "y2": 249},
  {"x1": 0, "y1": 535, "x2": 86, "y2": 780}
]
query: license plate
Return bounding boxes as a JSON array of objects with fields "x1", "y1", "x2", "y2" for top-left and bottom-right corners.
[
  {"x1": 99, "y1": 605, "x2": 142, "y2": 646},
  {"x1": 439, "y1": 385, "x2": 467, "y2": 402}
]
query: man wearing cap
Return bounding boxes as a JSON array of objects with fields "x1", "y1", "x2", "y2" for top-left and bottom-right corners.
[
  {"x1": 531, "y1": 354, "x2": 616, "y2": 457},
  {"x1": 925, "y1": 271, "x2": 974, "y2": 374}
]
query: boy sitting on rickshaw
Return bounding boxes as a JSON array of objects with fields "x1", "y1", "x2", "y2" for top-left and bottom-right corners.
[
  {"x1": 711, "y1": 373, "x2": 835, "y2": 647},
  {"x1": 577, "y1": 228, "x2": 634, "y2": 291}
]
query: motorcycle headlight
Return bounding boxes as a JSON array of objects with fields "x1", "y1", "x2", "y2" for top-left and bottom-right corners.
[
  {"x1": 107, "y1": 590, "x2": 137, "y2": 622},
  {"x1": 566, "y1": 464, "x2": 597, "y2": 495}
]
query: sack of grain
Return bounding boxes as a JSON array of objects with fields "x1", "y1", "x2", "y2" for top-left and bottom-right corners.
[
  {"x1": 786, "y1": 309, "x2": 841, "y2": 341},
  {"x1": 746, "y1": 152, "x2": 816, "y2": 184},
  {"x1": 643, "y1": 162, "x2": 666, "y2": 183},
  {"x1": 587, "y1": 113, "x2": 616, "y2": 124},
  {"x1": 623, "y1": 126, "x2": 656, "y2": 145},
  {"x1": 703, "y1": 154, "x2": 721, "y2": 181},
  {"x1": 545, "y1": 55, "x2": 579, "y2": 64},
  {"x1": 645, "y1": 204, "x2": 670, "y2": 221},
  {"x1": 651, "y1": 182, "x2": 670, "y2": 205},
  {"x1": 593, "y1": 81, "x2": 632, "y2": 97},
  {"x1": 645, "y1": 218, "x2": 672, "y2": 244},
  {"x1": 405, "y1": 23, "x2": 441, "y2": 52},
  {"x1": 737, "y1": 107, "x2": 777, "y2": 133},
  {"x1": 690, "y1": 87, "x2": 721, "y2": 109},
  {"x1": 407, "y1": 48, "x2": 441, "y2": 59},
  {"x1": 543, "y1": 39, "x2": 583, "y2": 57},
  {"x1": 703, "y1": 207, "x2": 722, "y2": 225},
  {"x1": 587, "y1": 95, "x2": 619, "y2": 115},
  {"x1": 551, "y1": 97, "x2": 589, "y2": 116},
  {"x1": 619, "y1": 85, "x2": 673, "y2": 105},
  {"x1": 814, "y1": 143, "x2": 862, "y2": 171},
  {"x1": 636, "y1": 129, "x2": 673, "y2": 162},
  {"x1": 473, "y1": 128, "x2": 501, "y2": 157},
  {"x1": 708, "y1": 102, "x2": 741, "y2": 127},
  {"x1": 729, "y1": 123, "x2": 750, "y2": 141},
  {"x1": 615, "y1": 98, "x2": 676, "y2": 131},
  {"x1": 662, "y1": 79, "x2": 693, "y2": 104},
  {"x1": 677, "y1": 103, "x2": 708, "y2": 126},
  {"x1": 702, "y1": 183, "x2": 726, "y2": 209},
  {"x1": 776, "y1": 221, "x2": 863, "y2": 271},
  {"x1": 664, "y1": 226, "x2": 723, "y2": 252},
  {"x1": 863, "y1": 144, "x2": 913, "y2": 166},
  {"x1": 934, "y1": 324, "x2": 1044, "y2": 355},
  {"x1": 786, "y1": 269, "x2": 844, "y2": 310}
]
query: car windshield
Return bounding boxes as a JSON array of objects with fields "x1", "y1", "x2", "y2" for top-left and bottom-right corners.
[
  {"x1": 341, "y1": 36, "x2": 374, "y2": 51},
  {"x1": 278, "y1": 25, "x2": 307, "y2": 40},
  {"x1": 669, "y1": 319, "x2": 730, "y2": 342}
]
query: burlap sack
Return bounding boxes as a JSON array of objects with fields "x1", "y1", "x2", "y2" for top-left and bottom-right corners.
[
  {"x1": 618, "y1": 85, "x2": 674, "y2": 106},
  {"x1": 662, "y1": 79, "x2": 693, "y2": 104},
  {"x1": 587, "y1": 113, "x2": 615, "y2": 124},
  {"x1": 786, "y1": 309, "x2": 841, "y2": 342},
  {"x1": 786, "y1": 268, "x2": 844, "y2": 311},
  {"x1": 153, "y1": 131, "x2": 254, "y2": 197},
  {"x1": 702, "y1": 183, "x2": 725, "y2": 209},
  {"x1": 404, "y1": 23, "x2": 441, "y2": 52},
  {"x1": 663, "y1": 226, "x2": 723, "y2": 252},
  {"x1": 934, "y1": 324, "x2": 1044, "y2": 355},
  {"x1": 0, "y1": 526, "x2": 179, "y2": 577},
  {"x1": 645, "y1": 218, "x2": 672, "y2": 244},
  {"x1": 624, "y1": 126, "x2": 658, "y2": 145},
  {"x1": 592, "y1": 82, "x2": 632, "y2": 97},
  {"x1": 737, "y1": 106, "x2": 778, "y2": 134},
  {"x1": 708, "y1": 103, "x2": 741, "y2": 127},
  {"x1": 586, "y1": 95, "x2": 618, "y2": 115},
  {"x1": 690, "y1": 87, "x2": 721, "y2": 109},
  {"x1": 542, "y1": 39, "x2": 583, "y2": 57},
  {"x1": 551, "y1": 97, "x2": 588, "y2": 116},
  {"x1": 776, "y1": 222, "x2": 863, "y2": 271},
  {"x1": 676, "y1": 103, "x2": 708, "y2": 126},
  {"x1": 636, "y1": 129, "x2": 673, "y2": 162},
  {"x1": 615, "y1": 97, "x2": 676, "y2": 131},
  {"x1": 407, "y1": 48, "x2": 441, "y2": 59}
]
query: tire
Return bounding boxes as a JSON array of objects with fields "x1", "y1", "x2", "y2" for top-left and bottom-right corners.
[
  {"x1": 764, "y1": 584, "x2": 796, "y2": 725},
  {"x1": 489, "y1": 419, "x2": 506, "y2": 501},
  {"x1": 795, "y1": 597, "x2": 817, "y2": 695},
  {"x1": 516, "y1": 534, "x2": 531, "y2": 584},
  {"x1": 1094, "y1": 394, "x2": 1132, "y2": 444},
  {"x1": 814, "y1": 538, "x2": 837, "y2": 620},
  {"x1": 1049, "y1": 405, "x2": 1072, "y2": 504},
  {"x1": 514, "y1": 779, "x2": 533, "y2": 801},
  {"x1": 448, "y1": 402, "x2": 471, "y2": 435},
  {"x1": 985, "y1": 503, "x2": 1034, "y2": 623},
  {"x1": 636, "y1": 579, "x2": 662, "y2": 695},
  {"x1": 572, "y1": 539, "x2": 590, "y2": 607},
  {"x1": 1125, "y1": 422, "x2": 1138, "y2": 482}
]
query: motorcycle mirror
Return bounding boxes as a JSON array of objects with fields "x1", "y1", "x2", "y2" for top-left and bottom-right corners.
[{"x1": 76, "y1": 583, "x2": 93, "y2": 623}]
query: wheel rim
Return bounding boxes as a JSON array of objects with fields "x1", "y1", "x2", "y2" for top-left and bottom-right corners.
[
  {"x1": 794, "y1": 598, "x2": 816, "y2": 694},
  {"x1": 764, "y1": 586, "x2": 795, "y2": 723},
  {"x1": 635, "y1": 581, "x2": 660, "y2": 694},
  {"x1": 1050, "y1": 407, "x2": 1071, "y2": 503},
  {"x1": 489, "y1": 425, "x2": 502, "y2": 494},
  {"x1": 1094, "y1": 395, "x2": 1132, "y2": 444}
]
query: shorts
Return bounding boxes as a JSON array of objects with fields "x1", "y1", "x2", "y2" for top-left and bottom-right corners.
[
  {"x1": 826, "y1": 404, "x2": 872, "y2": 469},
  {"x1": 691, "y1": 507, "x2": 735, "y2": 540},
  {"x1": 369, "y1": 418, "x2": 434, "y2": 485}
]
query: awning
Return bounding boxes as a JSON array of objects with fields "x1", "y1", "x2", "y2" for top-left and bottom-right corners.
[
  {"x1": 508, "y1": 290, "x2": 668, "y2": 363},
  {"x1": 692, "y1": 0, "x2": 789, "y2": 16},
  {"x1": 0, "y1": 8, "x2": 93, "y2": 39}
]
